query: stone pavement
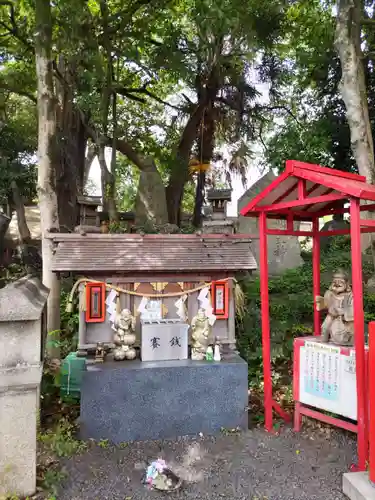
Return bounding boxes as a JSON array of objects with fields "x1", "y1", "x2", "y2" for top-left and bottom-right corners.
[{"x1": 58, "y1": 427, "x2": 355, "y2": 500}]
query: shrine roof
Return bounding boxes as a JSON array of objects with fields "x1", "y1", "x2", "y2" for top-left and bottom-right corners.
[
  {"x1": 207, "y1": 189, "x2": 232, "y2": 201},
  {"x1": 50, "y1": 233, "x2": 257, "y2": 273},
  {"x1": 240, "y1": 160, "x2": 375, "y2": 219}
]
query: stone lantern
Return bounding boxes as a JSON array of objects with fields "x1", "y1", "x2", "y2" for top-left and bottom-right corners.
[
  {"x1": 0, "y1": 275, "x2": 49, "y2": 498},
  {"x1": 203, "y1": 188, "x2": 235, "y2": 234}
]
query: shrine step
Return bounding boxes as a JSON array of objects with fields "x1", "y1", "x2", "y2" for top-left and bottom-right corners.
[
  {"x1": 80, "y1": 354, "x2": 248, "y2": 443},
  {"x1": 343, "y1": 472, "x2": 375, "y2": 500}
]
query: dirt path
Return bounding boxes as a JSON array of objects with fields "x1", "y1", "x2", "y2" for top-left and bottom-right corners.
[{"x1": 58, "y1": 426, "x2": 354, "y2": 500}]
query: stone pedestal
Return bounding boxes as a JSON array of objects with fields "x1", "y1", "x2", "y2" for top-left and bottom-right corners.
[
  {"x1": 343, "y1": 472, "x2": 375, "y2": 500},
  {"x1": 80, "y1": 354, "x2": 248, "y2": 443},
  {"x1": 0, "y1": 366, "x2": 42, "y2": 497},
  {"x1": 0, "y1": 276, "x2": 48, "y2": 498}
]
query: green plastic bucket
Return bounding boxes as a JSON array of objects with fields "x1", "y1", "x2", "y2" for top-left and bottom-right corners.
[{"x1": 60, "y1": 352, "x2": 86, "y2": 400}]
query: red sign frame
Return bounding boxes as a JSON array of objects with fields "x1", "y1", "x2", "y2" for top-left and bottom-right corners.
[
  {"x1": 85, "y1": 282, "x2": 106, "y2": 323},
  {"x1": 211, "y1": 280, "x2": 229, "y2": 319}
]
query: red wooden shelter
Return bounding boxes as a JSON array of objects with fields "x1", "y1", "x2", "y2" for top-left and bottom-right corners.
[{"x1": 240, "y1": 160, "x2": 375, "y2": 471}]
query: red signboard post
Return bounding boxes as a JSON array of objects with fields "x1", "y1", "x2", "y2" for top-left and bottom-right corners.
[{"x1": 369, "y1": 322, "x2": 375, "y2": 483}]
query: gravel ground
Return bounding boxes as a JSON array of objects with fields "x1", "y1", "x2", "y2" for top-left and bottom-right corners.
[{"x1": 58, "y1": 427, "x2": 355, "y2": 500}]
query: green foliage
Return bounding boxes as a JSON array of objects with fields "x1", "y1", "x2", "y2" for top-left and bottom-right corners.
[
  {"x1": 41, "y1": 283, "x2": 79, "y2": 413},
  {"x1": 0, "y1": 263, "x2": 26, "y2": 289},
  {"x1": 38, "y1": 419, "x2": 87, "y2": 458},
  {"x1": 108, "y1": 220, "x2": 196, "y2": 234},
  {"x1": 261, "y1": 0, "x2": 362, "y2": 175},
  {"x1": 59, "y1": 288, "x2": 79, "y2": 355},
  {"x1": 237, "y1": 237, "x2": 375, "y2": 387},
  {"x1": 0, "y1": 93, "x2": 37, "y2": 205},
  {"x1": 40, "y1": 469, "x2": 67, "y2": 498}
]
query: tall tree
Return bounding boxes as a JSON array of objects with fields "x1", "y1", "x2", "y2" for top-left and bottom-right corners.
[
  {"x1": 35, "y1": 0, "x2": 60, "y2": 356},
  {"x1": 1, "y1": 0, "x2": 308, "y2": 229},
  {"x1": 335, "y1": 0, "x2": 374, "y2": 182}
]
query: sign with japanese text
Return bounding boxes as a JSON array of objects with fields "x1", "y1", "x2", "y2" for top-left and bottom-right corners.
[
  {"x1": 303, "y1": 341, "x2": 340, "y2": 401},
  {"x1": 141, "y1": 322, "x2": 189, "y2": 362},
  {"x1": 297, "y1": 338, "x2": 363, "y2": 421}
]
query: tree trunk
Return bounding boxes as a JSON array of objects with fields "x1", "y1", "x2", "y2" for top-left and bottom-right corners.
[
  {"x1": 192, "y1": 171, "x2": 206, "y2": 227},
  {"x1": 335, "y1": 0, "x2": 375, "y2": 265},
  {"x1": 192, "y1": 105, "x2": 216, "y2": 227},
  {"x1": 335, "y1": 0, "x2": 375, "y2": 182},
  {"x1": 134, "y1": 157, "x2": 169, "y2": 226},
  {"x1": 113, "y1": 139, "x2": 169, "y2": 225},
  {"x1": 99, "y1": 145, "x2": 118, "y2": 221},
  {"x1": 10, "y1": 180, "x2": 31, "y2": 243},
  {"x1": 165, "y1": 156, "x2": 190, "y2": 226},
  {"x1": 35, "y1": 0, "x2": 60, "y2": 358},
  {"x1": 166, "y1": 103, "x2": 206, "y2": 225},
  {"x1": 84, "y1": 142, "x2": 97, "y2": 189},
  {"x1": 55, "y1": 57, "x2": 87, "y2": 232}
]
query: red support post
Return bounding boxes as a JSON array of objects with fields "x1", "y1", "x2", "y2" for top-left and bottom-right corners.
[
  {"x1": 350, "y1": 198, "x2": 369, "y2": 471},
  {"x1": 259, "y1": 211, "x2": 273, "y2": 432},
  {"x1": 287, "y1": 214, "x2": 294, "y2": 232},
  {"x1": 369, "y1": 321, "x2": 375, "y2": 483},
  {"x1": 298, "y1": 179, "x2": 306, "y2": 199},
  {"x1": 312, "y1": 218, "x2": 321, "y2": 336},
  {"x1": 273, "y1": 181, "x2": 299, "y2": 205},
  {"x1": 260, "y1": 192, "x2": 346, "y2": 212},
  {"x1": 360, "y1": 219, "x2": 375, "y2": 227}
]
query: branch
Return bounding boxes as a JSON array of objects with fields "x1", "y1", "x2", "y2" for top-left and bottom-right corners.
[
  {"x1": 216, "y1": 96, "x2": 240, "y2": 111},
  {"x1": 258, "y1": 122, "x2": 268, "y2": 152},
  {"x1": 362, "y1": 18, "x2": 375, "y2": 26},
  {"x1": 79, "y1": 108, "x2": 153, "y2": 173},
  {"x1": 0, "y1": 83, "x2": 37, "y2": 103},
  {"x1": 118, "y1": 92, "x2": 147, "y2": 104},
  {"x1": 262, "y1": 105, "x2": 302, "y2": 126},
  {"x1": 248, "y1": 104, "x2": 303, "y2": 127},
  {"x1": 107, "y1": 0, "x2": 169, "y2": 35},
  {"x1": 116, "y1": 84, "x2": 185, "y2": 111},
  {"x1": 363, "y1": 51, "x2": 375, "y2": 59},
  {"x1": 181, "y1": 93, "x2": 194, "y2": 105}
]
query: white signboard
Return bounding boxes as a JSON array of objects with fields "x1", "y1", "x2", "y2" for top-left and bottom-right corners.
[
  {"x1": 298, "y1": 339, "x2": 361, "y2": 421},
  {"x1": 141, "y1": 299, "x2": 162, "y2": 321},
  {"x1": 141, "y1": 322, "x2": 189, "y2": 361}
]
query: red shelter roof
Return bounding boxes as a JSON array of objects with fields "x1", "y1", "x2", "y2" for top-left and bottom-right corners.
[
  {"x1": 240, "y1": 160, "x2": 375, "y2": 220},
  {"x1": 246, "y1": 160, "x2": 372, "y2": 470}
]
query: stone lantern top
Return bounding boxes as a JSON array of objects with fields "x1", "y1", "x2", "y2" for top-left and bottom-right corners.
[
  {"x1": 207, "y1": 189, "x2": 232, "y2": 214},
  {"x1": 203, "y1": 189, "x2": 235, "y2": 233},
  {"x1": 0, "y1": 275, "x2": 49, "y2": 322},
  {"x1": 206, "y1": 188, "x2": 232, "y2": 221}
]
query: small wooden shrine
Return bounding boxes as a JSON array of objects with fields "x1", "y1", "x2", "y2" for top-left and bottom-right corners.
[
  {"x1": 51, "y1": 232, "x2": 256, "y2": 443},
  {"x1": 77, "y1": 195, "x2": 101, "y2": 226},
  {"x1": 51, "y1": 233, "x2": 257, "y2": 355}
]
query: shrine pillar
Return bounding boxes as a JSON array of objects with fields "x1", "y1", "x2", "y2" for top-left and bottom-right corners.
[
  {"x1": 350, "y1": 198, "x2": 368, "y2": 470},
  {"x1": 312, "y1": 218, "x2": 321, "y2": 336},
  {"x1": 259, "y1": 212, "x2": 273, "y2": 431},
  {"x1": 369, "y1": 321, "x2": 375, "y2": 483}
]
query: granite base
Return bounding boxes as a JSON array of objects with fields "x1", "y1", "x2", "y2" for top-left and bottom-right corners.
[
  {"x1": 80, "y1": 355, "x2": 248, "y2": 443},
  {"x1": 343, "y1": 472, "x2": 375, "y2": 500}
]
